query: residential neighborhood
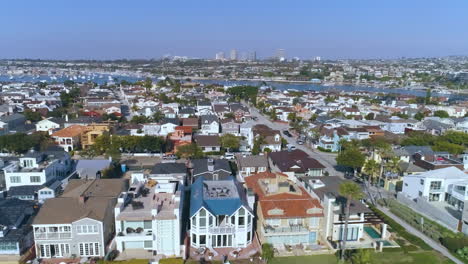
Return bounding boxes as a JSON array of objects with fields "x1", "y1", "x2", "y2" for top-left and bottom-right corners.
[{"x1": 0, "y1": 61, "x2": 467, "y2": 264}]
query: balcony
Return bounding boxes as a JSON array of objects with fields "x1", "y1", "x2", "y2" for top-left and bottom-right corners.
[
  {"x1": 263, "y1": 224, "x2": 309, "y2": 234},
  {"x1": 118, "y1": 228, "x2": 152, "y2": 237},
  {"x1": 208, "y1": 226, "x2": 236, "y2": 234},
  {"x1": 34, "y1": 232, "x2": 72, "y2": 240}
]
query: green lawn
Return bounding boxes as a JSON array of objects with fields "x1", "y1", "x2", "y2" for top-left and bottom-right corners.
[
  {"x1": 270, "y1": 254, "x2": 338, "y2": 264},
  {"x1": 267, "y1": 251, "x2": 454, "y2": 264}
]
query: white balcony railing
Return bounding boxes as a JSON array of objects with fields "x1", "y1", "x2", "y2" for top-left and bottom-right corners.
[{"x1": 34, "y1": 232, "x2": 72, "y2": 240}]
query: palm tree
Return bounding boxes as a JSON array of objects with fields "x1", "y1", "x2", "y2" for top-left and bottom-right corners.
[
  {"x1": 339, "y1": 182, "x2": 364, "y2": 261},
  {"x1": 386, "y1": 156, "x2": 402, "y2": 175},
  {"x1": 363, "y1": 159, "x2": 381, "y2": 184}
]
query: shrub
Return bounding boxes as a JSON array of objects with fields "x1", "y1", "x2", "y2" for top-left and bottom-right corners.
[
  {"x1": 317, "y1": 146, "x2": 332, "y2": 152},
  {"x1": 441, "y1": 236, "x2": 468, "y2": 252},
  {"x1": 159, "y1": 258, "x2": 184, "y2": 264},
  {"x1": 368, "y1": 205, "x2": 432, "y2": 250}
]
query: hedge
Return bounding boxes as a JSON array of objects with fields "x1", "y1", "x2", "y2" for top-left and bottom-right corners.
[
  {"x1": 368, "y1": 205, "x2": 432, "y2": 250},
  {"x1": 158, "y1": 258, "x2": 184, "y2": 264}
]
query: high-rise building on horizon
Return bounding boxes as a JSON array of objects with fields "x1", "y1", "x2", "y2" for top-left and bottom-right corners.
[
  {"x1": 230, "y1": 49, "x2": 237, "y2": 61},
  {"x1": 215, "y1": 52, "x2": 225, "y2": 60},
  {"x1": 276, "y1": 49, "x2": 286, "y2": 61},
  {"x1": 248, "y1": 51, "x2": 257, "y2": 61}
]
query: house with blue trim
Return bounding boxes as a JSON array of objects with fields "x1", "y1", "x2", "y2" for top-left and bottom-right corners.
[{"x1": 189, "y1": 177, "x2": 254, "y2": 250}]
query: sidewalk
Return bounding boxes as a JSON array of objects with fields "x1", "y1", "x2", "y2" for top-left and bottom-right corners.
[{"x1": 377, "y1": 205, "x2": 463, "y2": 264}]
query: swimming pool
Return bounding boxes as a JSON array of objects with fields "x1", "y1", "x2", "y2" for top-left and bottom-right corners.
[{"x1": 364, "y1": 226, "x2": 381, "y2": 239}]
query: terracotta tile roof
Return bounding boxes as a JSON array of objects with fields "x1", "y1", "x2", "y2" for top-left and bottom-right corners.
[
  {"x1": 245, "y1": 172, "x2": 323, "y2": 219},
  {"x1": 51, "y1": 125, "x2": 85, "y2": 138},
  {"x1": 175, "y1": 126, "x2": 193, "y2": 134}
]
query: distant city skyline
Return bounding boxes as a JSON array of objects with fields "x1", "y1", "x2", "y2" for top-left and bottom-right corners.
[{"x1": 1, "y1": 0, "x2": 468, "y2": 60}]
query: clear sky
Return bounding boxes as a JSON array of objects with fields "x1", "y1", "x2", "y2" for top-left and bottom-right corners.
[{"x1": 1, "y1": 0, "x2": 467, "y2": 60}]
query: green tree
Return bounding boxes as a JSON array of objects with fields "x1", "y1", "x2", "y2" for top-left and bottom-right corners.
[
  {"x1": 131, "y1": 115, "x2": 150, "y2": 124},
  {"x1": 336, "y1": 148, "x2": 365, "y2": 175},
  {"x1": 365, "y1": 113, "x2": 375, "y2": 120},
  {"x1": 175, "y1": 143, "x2": 204, "y2": 159},
  {"x1": 363, "y1": 160, "x2": 380, "y2": 184},
  {"x1": 220, "y1": 134, "x2": 240, "y2": 152},
  {"x1": 433, "y1": 110, "x2": 449, "y2": 118},
  {"x1": 24, "y1": 110, "x2": 42, "y2": 122},
  {"x1": 152, "y1": 111, "x2": 165, "y2": 122},
  {"x1": 261, "y1": 243, "x2": 274, "y2": 263},
  {"x1": 269, "y1": 108, "x2": 278, "y2": 121},
  {"x1": 414, "y1": 112, "x2": 425, "y2": 121},
  {"x1": 287, "y1": 112, "x2": 297, "y2": 123},
  {"x1": 339, "y1": 182, "x2": 364, "y2": 261},
  {"x1": 252, "y1": 136, "x2": 266, "y2": 155},
  {"x1": 350, "y1": 249, "x2": 373, "y2": 264},
  {"x1": 224, "y1": 112, "x2": 235, "y2": 119},
  {"x1": 425, "y1": 89, "x2": 432, "y2": 104},
  {"x1": 386, "y1": 156, "x2": 401, "y2": 175}
]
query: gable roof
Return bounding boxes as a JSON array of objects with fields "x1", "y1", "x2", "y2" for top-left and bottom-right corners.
[
  {"x1": 194, "y1": 135, "x2": 220, "y2": 147},
  {"x1": 190, "y1": 177, "x2": 249, "y2": 217},
  {"x1": 151, "y1": 162, "x2": 187, "y2": 175},
  {"x1": 269, "y1": 149, "x2": 325, "y2": 172},
  {"x1": 33, "y1": 179, "x2": 126, "y2": 224},
  {"x1": 201, "y1": 115, "x2": 218, "y2": 124}
]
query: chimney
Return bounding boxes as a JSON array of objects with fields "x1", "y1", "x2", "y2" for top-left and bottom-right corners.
[{"x1": 207, "y1": 159, "x2": 214, "y2": 172}]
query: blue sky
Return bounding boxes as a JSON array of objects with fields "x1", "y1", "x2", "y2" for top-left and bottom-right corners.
[{"x1": 1, "y1": 0, "x2": 467, "y2": 60}]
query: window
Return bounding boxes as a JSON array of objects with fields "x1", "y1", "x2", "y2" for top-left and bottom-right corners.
[
  {"x1": 266, "y1": 218, "x2": 280, "y2": 227},
  {"x1": 79, "y1": 242, "x2": 100, "y2": 256},
  {"x1": 39, "y1": 243, "x2": 70, "y2": 258},
  {"x1": 143, "y1": 220, "x2": 152, "y2": 229},
  {"x1": 238, "y1": 216, "x2": 245, "y2": 226},
  {"x1": 430, "y1": 181, "x2": 442, "y2": 191},
  {"x1": 309, "y1": 217, "x2": 320, "y2": 227},
  {"x1": 192, "y1": 234, "x2": 197, "y2": 245},
  {"x1": 247, "y1": 232, "x2": 251, "y2": 242},
  {"x1": 144, "y1": 241, "x2": 152, "y2": 248},
  {"x1": 10, "y1": 176, "x2": 21, "y2": 183},
  {"x1": 30, "y1": 176, "x2": 41, "y2": 183},
  {"x1": 200, "y1": 235, "x2": 206, "y2": 245},
  {"x1": 76, "y1": 225, "x2": 98, "y2": 234},
  {"x1": 420, "y1": 179, "x2": 424, "y2": 185}
]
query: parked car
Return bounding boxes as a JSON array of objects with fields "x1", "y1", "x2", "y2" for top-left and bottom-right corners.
[
  {"x1": 223, "y1": 153, "x2": 235, "y2": 160},
  {"x1": 162, "y1": 154, "x2": 177, "y2": 160},
  {"x1": 283, "y1": 130, "x2": 292, "y2": 137},
  {"x1": 286, "y1": 144, "x2": 296, "y2": 151},
  {"x1": 297, "y1": 140, "x2": 304, "y2": 145}
]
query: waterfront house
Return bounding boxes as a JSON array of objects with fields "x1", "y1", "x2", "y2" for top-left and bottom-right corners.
[{"x1": 32, "y1": 179, "x2": 127, "y2": 259}]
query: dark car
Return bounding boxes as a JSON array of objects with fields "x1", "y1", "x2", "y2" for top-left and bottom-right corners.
[{"x1": 283, "y1": 130, "x2": 292, "y2": 137}]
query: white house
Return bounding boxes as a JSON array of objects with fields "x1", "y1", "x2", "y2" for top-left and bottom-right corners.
[
  {"x1": 189, "y1": 178, "x2": 254, "y2": 250},
  {"x1": 3, "y1": 151, "x2": 72, "y2": 191},
  {"x1": 200, "y1": 115, "x2": 220, "y2": 135},
  {"x1": 114, "y1": 181, "x2": 182, "y2": 257},
  {"x1": 402, "y1": 167, "x2": 468, "y2": 208},
  {"x1": 35, "y1": 118, "x2": 62, "y2": 133}
]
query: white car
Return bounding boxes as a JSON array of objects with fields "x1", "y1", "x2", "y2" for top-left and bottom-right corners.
[{"x1": 223, "y1": 153, "x2": 235, "y2": 160}]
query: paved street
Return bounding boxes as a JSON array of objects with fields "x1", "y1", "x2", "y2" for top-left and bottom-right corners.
[{"x1": 246, "y1": 103, "x2": 343, "y2": 177}]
